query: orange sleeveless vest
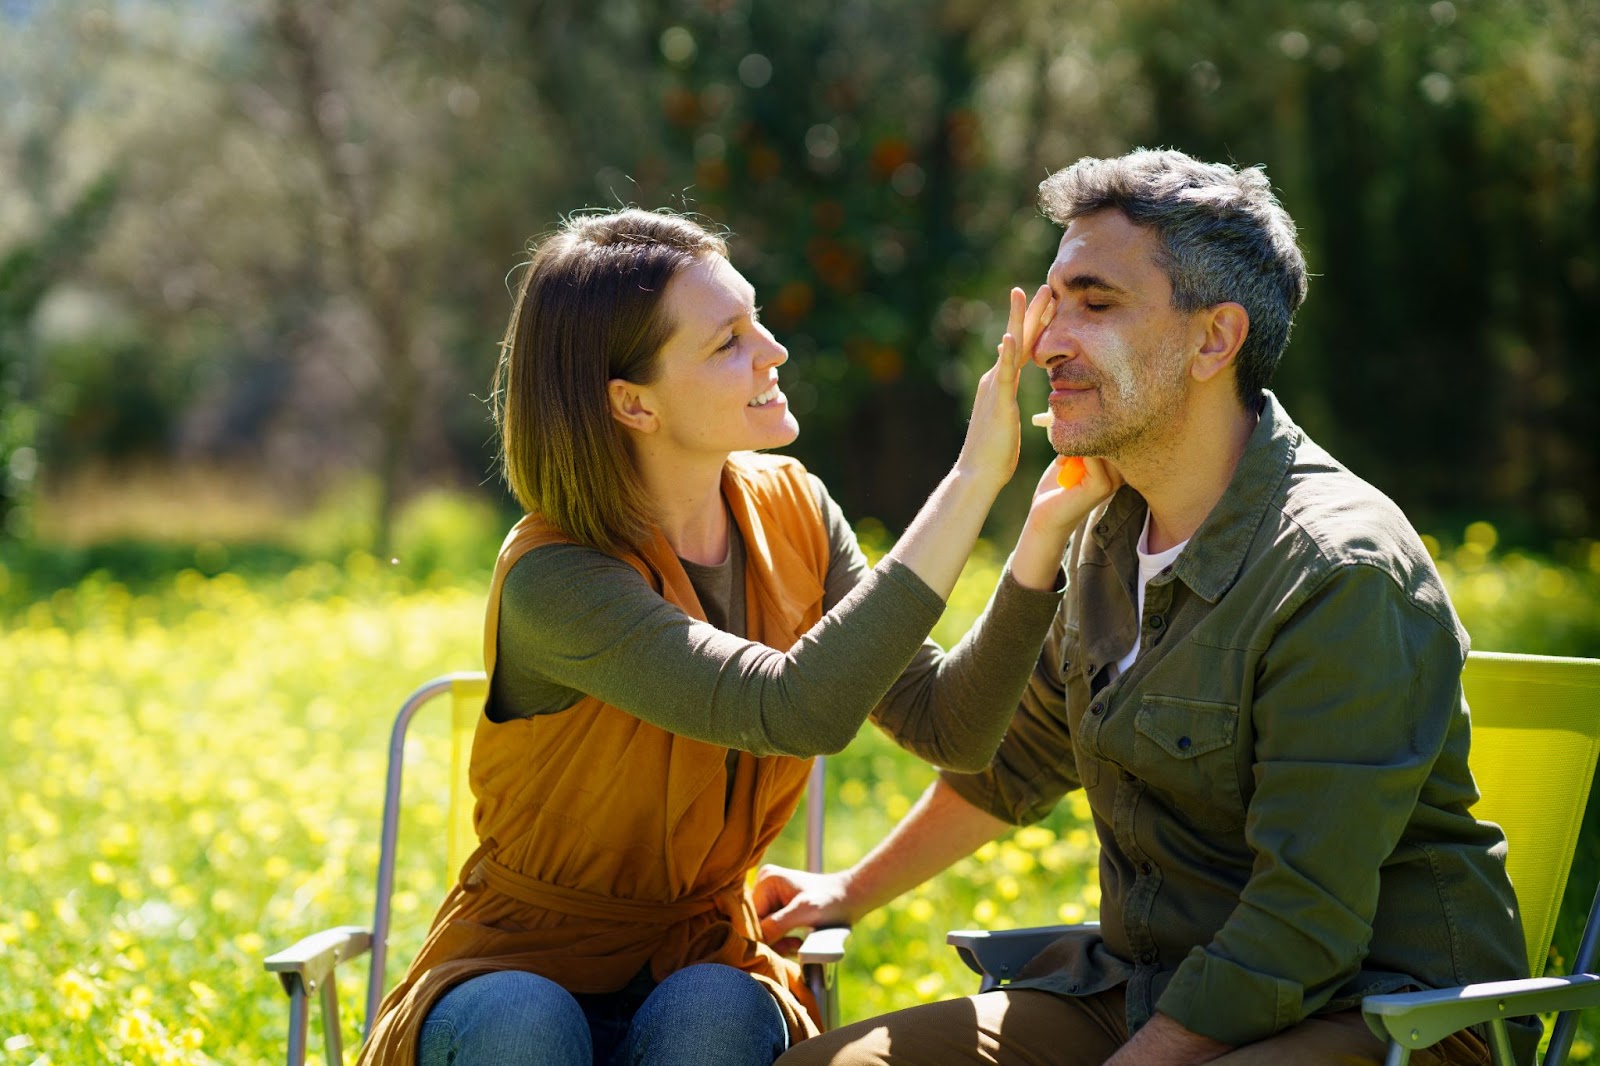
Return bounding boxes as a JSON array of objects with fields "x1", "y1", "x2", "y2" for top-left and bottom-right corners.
[{"x1": 357, "y1": 453, "x2": 831, "y2": 1063}]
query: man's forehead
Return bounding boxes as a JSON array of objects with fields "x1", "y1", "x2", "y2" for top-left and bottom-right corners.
[{"x1": 1049, "y1": 212, "x2": 1161, "y2": 280}]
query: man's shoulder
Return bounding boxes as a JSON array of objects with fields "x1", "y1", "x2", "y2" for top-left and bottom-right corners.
[{"x1": 1262, "y1": 435, "x2": 1462, "y2": 642}]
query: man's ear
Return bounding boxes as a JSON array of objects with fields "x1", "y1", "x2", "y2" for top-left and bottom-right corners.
[
  {"x1": 1190, "y1": 302, "x2": 1249, "y2": 383},
  {"x1": 607, "y1": 378, "x2": 659, "y2": 433}
]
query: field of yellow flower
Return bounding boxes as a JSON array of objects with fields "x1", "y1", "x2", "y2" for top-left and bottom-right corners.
[{"x1": 3, "y1": 516, "x2": 1596, "y2": 1064}]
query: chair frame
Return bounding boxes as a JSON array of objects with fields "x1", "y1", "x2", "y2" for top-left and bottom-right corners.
[
  {"x1": 944, "y1": 652, "x2": 1600, "y2": 1066},
  {"x1": 266, "y1": 673, "x2": 847, "y2": 1066}
]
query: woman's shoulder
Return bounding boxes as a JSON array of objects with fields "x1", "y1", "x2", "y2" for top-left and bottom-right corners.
[
  {"x1": 503, "y1": 540, "x2": 647, "y2": 602},
  {"x1": 727, "y1": 449, "x2": 809, "y2": 481}
]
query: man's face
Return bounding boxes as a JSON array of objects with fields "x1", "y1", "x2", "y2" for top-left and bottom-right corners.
[{"x1": 1034, "y1": 209, "x2": 1197, "y2": 460}]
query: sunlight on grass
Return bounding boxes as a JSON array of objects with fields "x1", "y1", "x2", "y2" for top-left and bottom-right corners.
[{"x1": 3, "y1": 518, "x2": 1596, "y2": 1062}]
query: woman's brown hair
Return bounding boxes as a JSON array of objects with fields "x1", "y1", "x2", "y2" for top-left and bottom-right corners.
[{"x1": 492, "y1": 209, "x2": 729, "y2": 555}]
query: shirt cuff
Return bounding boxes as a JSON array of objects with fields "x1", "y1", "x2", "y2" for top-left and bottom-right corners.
[{"x1": 1157, "y1": 947, "x2": 1306, "y2": 1046}]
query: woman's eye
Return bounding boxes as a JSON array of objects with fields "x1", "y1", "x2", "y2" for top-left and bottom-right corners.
[
  {"x1": 717, "y1": 333, "x2": 738, "y2": 352},
  {"x1": 1085, "y1": 302, "x2": 1110, "y2": 312}
]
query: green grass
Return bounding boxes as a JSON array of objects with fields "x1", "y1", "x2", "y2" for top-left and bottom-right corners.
[{"x1": 2, "y1": 517, "x2": 1596, "y2": 1063}]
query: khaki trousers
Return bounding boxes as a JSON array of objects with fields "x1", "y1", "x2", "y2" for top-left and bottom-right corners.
[{"x1": 777, "y1": 986, "x2": 1490, "y2": 1066}]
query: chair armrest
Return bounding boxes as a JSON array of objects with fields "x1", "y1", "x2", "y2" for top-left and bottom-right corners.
[
  {"x1": 946, "y1": 924, "x2": 1087, "y2": 982},
  {"x1": 264, "y1": 925, "x2": 373, "y2": 996},
  {"x1": 1361, "y1": 973, "x2": 1600, "y2": 1049},
  {"x1": 797, "y1": 926, "x2": 851, "y2": 966}
]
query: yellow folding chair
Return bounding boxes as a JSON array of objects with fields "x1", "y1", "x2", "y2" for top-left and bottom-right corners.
[
  {"x1": 1362, "y1": 652, "x2": 1600, "y2": 1065},
  {"x1": 264, "y1": 673, "x2": 846, "y2": 1066},
  {"x1": 946, "y1": 651, "x2": 1600, "y2": 1066}
]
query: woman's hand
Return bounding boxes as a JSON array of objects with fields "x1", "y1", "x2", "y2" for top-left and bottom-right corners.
[
  {"x1": 881, "y1": 284, "x2": 1054, "y2": 598},
  {"x1": 1029, "y1": 455, "x2": 1121, "y2": 535},
  {"x1": 953, "y1": 285, "x2": 1054, "y2": 490},
  {"x1": 1009, "y1": 455, "x2": 1121, "y2": 590}
]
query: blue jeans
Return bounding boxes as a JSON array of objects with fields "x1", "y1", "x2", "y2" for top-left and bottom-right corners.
[{"x1": 417, "y1": 963, "x2": 790, "y2": 1066}]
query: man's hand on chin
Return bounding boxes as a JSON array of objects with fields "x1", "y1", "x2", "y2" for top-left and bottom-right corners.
[{"x1": 1104, "y1": 1012, "x2": 1232, "y2": 1066}]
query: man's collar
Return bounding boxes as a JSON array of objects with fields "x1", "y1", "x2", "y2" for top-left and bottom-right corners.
[{"x1": 1091, "y1": 391, "x2": 1301, "y2": 604}]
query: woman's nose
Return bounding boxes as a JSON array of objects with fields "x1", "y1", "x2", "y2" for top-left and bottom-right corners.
[{"x1": 756, "y1": 333, "x2": 788, "y2": 368}]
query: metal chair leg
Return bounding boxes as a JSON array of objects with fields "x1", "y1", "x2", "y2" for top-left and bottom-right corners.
[
  {"x1": 1543, "y1": 880, "x2": 1600, "y2": 1066},
  {"x1": 805, "y1": 961, "x2": 840, "y2": 1032},
  {"x1": 285, "y1": 979, "x2": 310, "y2": 1066},
  {"x1": 320, "y1": 976, "x2": 344, "y2": 1065},
  {"x1": 1383, "y1": 1041, "x2": 1411, "y2": 1066}
]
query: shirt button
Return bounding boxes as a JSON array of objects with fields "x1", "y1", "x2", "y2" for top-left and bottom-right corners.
[
  {"x1": 1140, "y1": 861, "x2": 1153, "y2": 875},
  {"x1": 1148, "y1": 615, "x2": 1163, "y2": 629},
  {"x1": 1139, "y1": 951, "x2": 1156, "y2": 965},
  {"x1": 1095, "y1": 523, "x2": 1107, "y2": 536},
  {"x1": 1177, "y1": 735, "x2": 1191, "y2": 750},
  {"x1": 1090, "y1": 703, "x2": 1104, "y2": 716}
]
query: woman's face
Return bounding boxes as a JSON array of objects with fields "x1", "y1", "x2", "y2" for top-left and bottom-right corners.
[{"x1": 636, "y1": 254, "x2": 799, "y2": 463}]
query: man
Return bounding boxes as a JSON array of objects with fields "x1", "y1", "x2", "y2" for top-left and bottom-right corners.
[{"x1": 756, "y1": 149, "x2": 1533, "y2": 1065}]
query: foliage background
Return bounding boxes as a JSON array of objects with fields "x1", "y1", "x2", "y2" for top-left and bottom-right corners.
[
  {"x1": 2, "y1": 0, "x2": 1597, "y2": 1062},
  {"x1": 1, "y1": 0, "x2": 1596, "y2": 548}
]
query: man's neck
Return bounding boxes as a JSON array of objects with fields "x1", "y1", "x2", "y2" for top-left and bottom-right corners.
[{"x1": 1118, "y1": 396, "x2": 1258, "y2": 555}]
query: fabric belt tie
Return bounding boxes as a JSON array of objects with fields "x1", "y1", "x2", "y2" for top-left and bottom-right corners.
[{"x1": 466, "y1": 840, "x2": 743, "y2": 926}]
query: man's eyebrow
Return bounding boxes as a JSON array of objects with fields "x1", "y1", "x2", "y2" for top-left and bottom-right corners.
[{"x1": 1053, "y1": 272, "x2": 1131, "y2": 296}]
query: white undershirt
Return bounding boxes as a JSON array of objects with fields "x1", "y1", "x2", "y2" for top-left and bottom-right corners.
[{"x1": 1112, "y1": 513, "x2": 1188, "y2": 679}]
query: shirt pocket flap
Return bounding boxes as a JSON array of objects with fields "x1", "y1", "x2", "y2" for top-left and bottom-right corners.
[{"x1": 1134, "y1": 696, "x2": 1238, "y2": 759}]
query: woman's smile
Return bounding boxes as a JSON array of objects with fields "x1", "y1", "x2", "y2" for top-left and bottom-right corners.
[{"x1": 748, "y1": 383, "x2": 785, "y2": 408}]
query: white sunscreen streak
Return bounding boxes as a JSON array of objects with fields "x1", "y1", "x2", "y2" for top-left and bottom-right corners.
[{"x1": 1095, "y1": 331, "x2": 1138, "y2": 404}]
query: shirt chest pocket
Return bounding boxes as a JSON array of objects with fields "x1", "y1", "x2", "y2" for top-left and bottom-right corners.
[{"x1": 1132, "y1": 695, "x2": 1244, "y2": 829}]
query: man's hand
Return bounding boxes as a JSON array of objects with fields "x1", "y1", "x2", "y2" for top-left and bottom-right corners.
[
  {"x1": 1104, "y1": 1012, "x2": 1231, "y2": 1066},
  {"x1": 752, "y1": 865, "x2": 858, "y2": 955}
]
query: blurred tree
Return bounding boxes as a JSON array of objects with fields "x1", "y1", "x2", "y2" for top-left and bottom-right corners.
[
  {"x1": 1112, "y1": 0, "x2": 1599, "y2": 541},
  {"x1": 4, "y1": 0, "x2": 1595, "y2": 548},
  {"x1": 267, "y1": 0, "x2": 426, "y2": 555},
  {"x1": 0, "y1": 1, "x2": 122, "y2": 541},
  {"x1": 479, "y1": 0, "x2": 1130, "y2": 527},
  {"x1": 0, "y1": 174, "x2": 120, "y2": 539}
]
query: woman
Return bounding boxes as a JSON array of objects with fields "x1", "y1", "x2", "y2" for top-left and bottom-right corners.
[{"x1": 359, "y1": 209, "x2": 1113, "y2": 1066}]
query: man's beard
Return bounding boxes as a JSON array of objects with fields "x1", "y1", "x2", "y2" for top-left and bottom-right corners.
[{"x1": 1048, "y1": 332, "x2": 1190, "y2": 460}]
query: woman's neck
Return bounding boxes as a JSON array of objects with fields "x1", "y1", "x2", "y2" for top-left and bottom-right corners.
[{"x1": 635, "y1": 449, "x2": 731, "y2": 565}]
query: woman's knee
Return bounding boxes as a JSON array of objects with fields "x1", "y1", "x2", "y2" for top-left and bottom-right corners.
[
  {"x1": 627, "y1": 964, "x2": 787, "y2": 1064},
  {"x1": 419, "y1": 970, "x2": 591, "y2": 1066}
]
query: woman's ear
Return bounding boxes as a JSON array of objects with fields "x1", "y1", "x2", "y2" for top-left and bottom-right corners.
[
  {"x1": 607, "y1": 379, "x2": 659, "y2": 433},
  {"x1": 1190, "y1": 302, "x2": 1250, "y2": 384}
]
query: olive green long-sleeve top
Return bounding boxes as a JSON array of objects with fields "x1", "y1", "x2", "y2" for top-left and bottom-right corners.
[
  {"x1": 942, "y1": 393, "x2": 1536, "y2": 1059},
  {"x1": 489, "y1": 473, "x2": 1064, "y2": 771}
]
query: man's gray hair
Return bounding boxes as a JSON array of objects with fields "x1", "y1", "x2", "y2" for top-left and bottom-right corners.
[{"x1": 1039, "y1": 149, "x2": 1309, "y2": 409}]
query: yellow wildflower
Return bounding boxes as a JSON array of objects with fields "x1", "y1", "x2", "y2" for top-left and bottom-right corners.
[{"x1": 55, "y1": 967, "x2": 100, "y2": 1022}]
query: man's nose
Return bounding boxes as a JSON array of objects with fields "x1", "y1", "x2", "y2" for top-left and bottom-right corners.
[{"x1": 1033, "y1": 318, "x2": 1076, "y2": 369}]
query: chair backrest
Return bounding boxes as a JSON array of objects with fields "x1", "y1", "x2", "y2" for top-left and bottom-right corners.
[
  {"x1": 1460, "y1": 651, "x2": 1600, "y2": 977},
  {"x1": 446, "y1": 674, "x2": 488, "y2": 877}
]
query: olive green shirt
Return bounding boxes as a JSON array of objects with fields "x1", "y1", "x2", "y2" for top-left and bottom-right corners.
[
  {"x1": 942, "y1": 393, "x2": 1534, "y2": 1057},
  {"x1": 490, "y1": 473, "x2": 1064, "y2": 771}
]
